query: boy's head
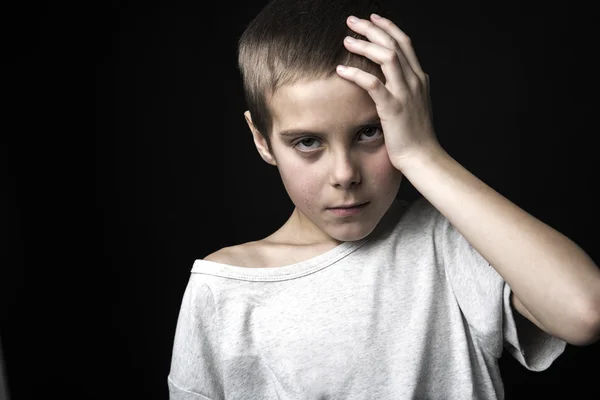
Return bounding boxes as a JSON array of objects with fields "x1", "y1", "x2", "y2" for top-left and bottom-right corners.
[
  {"x1": 238, "y1": 0, "x2": 398, "y2": 150},
  {"x1": 238, "y1": 0, "x2": 403, "y2": 244}
]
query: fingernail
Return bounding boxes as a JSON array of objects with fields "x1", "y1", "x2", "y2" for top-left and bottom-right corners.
[
  {"x1": 345, "y1": 36, "x2": 356, "y2": 43},
  {"x1": 348, "y1": 16, "x2": 359, "y2": 23},
  {"x1": 371, "y1": 13, "x2": 382, "y2": 20}
]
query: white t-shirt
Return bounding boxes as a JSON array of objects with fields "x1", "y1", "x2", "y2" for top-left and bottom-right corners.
[{"x1": 168, "y1": 197, "x2": 566, "y2": 399}]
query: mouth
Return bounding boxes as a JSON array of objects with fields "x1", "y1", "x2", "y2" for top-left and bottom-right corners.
[
  {"x1": 328, "y1": 202, "x2": 368, "y2": 209},
  {"x1": 327, "y1": 202, "x2": 369, "y2": 216}
]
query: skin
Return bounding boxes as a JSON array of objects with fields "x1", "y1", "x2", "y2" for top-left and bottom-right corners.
[
  {"x1": 244, "y1": 75, "x2": 403, "y2": 247},
  {"x1": 243, "y1": 13, "x2": 437, "y2": 250}
]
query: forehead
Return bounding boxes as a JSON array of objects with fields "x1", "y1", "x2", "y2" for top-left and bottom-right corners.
[{"x1": 269, "y1": 76, "x2": 378, "y2": 131}]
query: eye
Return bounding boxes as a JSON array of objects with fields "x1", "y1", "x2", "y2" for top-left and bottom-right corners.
[
  {"x1": 293, "y1": 125, "x2": 383, "y2": 153},
  {"x1": 358, "y1": 125, "x2": 384, "y2": 141},
  {"x1": 294, "y1": 137, "x2": 322, "y2": 152}
]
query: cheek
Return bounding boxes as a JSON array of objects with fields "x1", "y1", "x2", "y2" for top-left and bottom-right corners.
[
  {"x1": 366, "y1": 152, "x2": 403, "y2": 193},
  {"x1": 369, "y1": 151, "x2": 400, "y2": 179},
  {"x1": 280, "y1": 161, "x2": 324, "y2": 206}
]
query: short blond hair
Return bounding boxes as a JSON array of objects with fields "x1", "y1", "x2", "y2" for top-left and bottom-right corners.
[{"x1": 237, "y1": 0, "x2": 395, "y2": 150}]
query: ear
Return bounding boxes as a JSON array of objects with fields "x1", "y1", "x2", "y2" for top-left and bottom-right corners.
[{"x1": 244, "y1": 111, "x2": 277, "y2": 166}]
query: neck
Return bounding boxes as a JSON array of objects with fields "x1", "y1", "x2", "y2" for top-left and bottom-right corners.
[{"x1": 273, "y1": 207, "x2": 343, "y2": 247}]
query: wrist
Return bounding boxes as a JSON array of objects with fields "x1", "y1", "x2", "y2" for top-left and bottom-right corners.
[{"x1": 391, "y1": 143, "x2": 447, "y2": 173}]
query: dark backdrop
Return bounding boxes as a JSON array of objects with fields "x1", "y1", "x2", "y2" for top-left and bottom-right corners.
[{"x1": 2, "y1": 0, "x2": 598, "y2": 399}]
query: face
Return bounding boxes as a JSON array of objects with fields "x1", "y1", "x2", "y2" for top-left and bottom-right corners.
[{"x1": 245, "y1": 75, "x2": 403, "y2": 245}]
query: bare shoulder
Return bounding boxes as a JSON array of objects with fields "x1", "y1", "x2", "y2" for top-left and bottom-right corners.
[
  {"x1": 203, "y1": 246, "x2": 240, "y2": 265},
  {"x1": 203, "y1": 242, "x2": 261, "y2": 266}
]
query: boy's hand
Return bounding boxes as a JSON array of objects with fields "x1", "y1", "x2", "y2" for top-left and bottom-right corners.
[{"x1": 336, "y1": 14, "x2": 442, "y2": 170}]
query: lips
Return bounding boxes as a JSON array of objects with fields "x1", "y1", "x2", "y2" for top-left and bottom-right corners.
[
  {"x1": 327, "y1": 202, "x2": 369, "y2": 217},
  {"x1": 328, "y1": 202, "x2": 368, "y2": 209}
]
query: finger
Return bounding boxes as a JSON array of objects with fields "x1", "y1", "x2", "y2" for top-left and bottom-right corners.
[
  {"x1": 369, "y1": 14, "x2": 426, "y2": 82},
  {"x1": 346, "y1": 16, "x2": 416, "y2": 89},
  {"x1": 343, "y1": 36, "x2": 407, "y2": 96},
  {"x1": 335, "y1": 65, "x2": 401, "y2": 108}
]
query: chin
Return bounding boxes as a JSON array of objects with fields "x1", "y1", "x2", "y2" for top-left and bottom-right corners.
[{"x1": 328, "y1": 223, "x2": 377, "y2": 243}]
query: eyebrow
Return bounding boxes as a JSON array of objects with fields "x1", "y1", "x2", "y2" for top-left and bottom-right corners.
[{"x1": 278, "y1": 115, "x2": 382, "y2": 138}]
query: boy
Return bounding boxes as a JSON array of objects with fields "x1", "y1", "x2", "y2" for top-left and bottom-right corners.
[{"x1": 168, "y1": 0, "x2": 600, "y2": 398}]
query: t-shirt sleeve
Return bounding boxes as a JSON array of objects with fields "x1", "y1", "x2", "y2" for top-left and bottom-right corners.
[
  {"x1": 429, "y1": 200, "x2": 567, "y2": 371},
  {"x1": 168, "y1": 275, "x2": 222, "y2": 399}
]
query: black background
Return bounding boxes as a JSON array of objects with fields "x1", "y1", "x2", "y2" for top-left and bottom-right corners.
[{"x1": 2, "y1": 0, "x2": 598, "y2": 398}]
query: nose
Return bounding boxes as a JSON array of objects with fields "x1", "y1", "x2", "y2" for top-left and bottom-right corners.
[{"x1": 330, "y1": 152, "x2": 361, "y2": 189}]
